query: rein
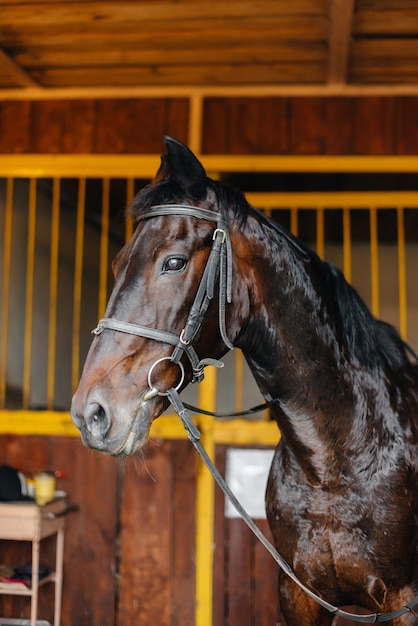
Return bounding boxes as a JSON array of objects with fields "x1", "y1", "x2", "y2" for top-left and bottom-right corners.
[
  {"x1": 93, "y1": 202, "x2": 418, "y2": 623},
  {"x1": 183, "y1": 400, "x2": 268, "y2": 418}
]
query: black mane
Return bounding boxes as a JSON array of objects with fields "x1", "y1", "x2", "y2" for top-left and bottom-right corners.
[
  {"x1": 251, "y1": 205, "x2": 412, "y2": 374},
  {"x1": 260, "y1": 205, "x2": 412, "y2": 373},
  {"x1": 325, "y1": 262, "x2": 411, "y2": 371}
]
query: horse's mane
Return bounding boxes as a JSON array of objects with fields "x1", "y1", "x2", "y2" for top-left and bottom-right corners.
[
  {"x1": 324, "y1": 262, "x2": 411, "y2": 371},
  {"x1": 254, "y1": 204, "x2": 412, "y2": 373},
  {"x1": 246, "y1": 199, "x2": 412, "y2": 373}
]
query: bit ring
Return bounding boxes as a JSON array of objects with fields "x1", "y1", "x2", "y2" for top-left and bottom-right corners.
[{"x1": 147, "y1": 357, "x2": 185, "y2": 397}]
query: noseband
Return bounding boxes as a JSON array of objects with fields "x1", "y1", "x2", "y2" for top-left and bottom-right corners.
[{"x1": 92, "y1": 203, "x2": 234, "y2": 390}]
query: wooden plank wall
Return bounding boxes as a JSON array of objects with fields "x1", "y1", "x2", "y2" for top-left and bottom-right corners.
[
  {"x1": 1, "y1": 95, "x2": 418, "y2": 625},
  {"x1": 0, "y1": 96, "x2": 418, "y2": 155},
  {"x1": 117, "y1": 440, "x2": 197, "y2": 626},
  {"x1": 0, "y1": 99, "x2": 190, "y2": 153},
  {"x1": 202, "y1": 97, "x2": 418, "y2": 155}
]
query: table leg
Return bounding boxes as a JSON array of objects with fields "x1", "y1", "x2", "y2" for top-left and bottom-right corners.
[
  {"x1": 53, "y1": 527, "x2": 64, "y2": 626},
  {"x1": 31, "y1": 539, "x2": 40, "y2": 626}
]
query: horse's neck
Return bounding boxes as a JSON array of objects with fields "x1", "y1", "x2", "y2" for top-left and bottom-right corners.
[
  {"x1": 234, "y1": 213, "x2": 343, "y2": 396},
  {"x1": 232, "y1": 214, "x2": 378, "y2": 486}
]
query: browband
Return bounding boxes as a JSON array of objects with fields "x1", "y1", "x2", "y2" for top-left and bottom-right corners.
[{"x1": 136, "y1": 204, "x2": 222, "y2": 223}]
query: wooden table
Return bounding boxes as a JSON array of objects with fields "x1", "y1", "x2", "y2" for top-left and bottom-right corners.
[{"x1": 0, "y1": 498, "x2": 68, "y2": 626}]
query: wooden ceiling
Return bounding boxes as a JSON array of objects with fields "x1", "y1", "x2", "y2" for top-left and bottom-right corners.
[{"x1": 1, "y1": 0, "x2": 418, "y2": 100}]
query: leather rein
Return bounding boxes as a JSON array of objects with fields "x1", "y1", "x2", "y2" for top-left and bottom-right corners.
[{"x1": 92, "y1": 203, "x2": 418, "y2": 623}]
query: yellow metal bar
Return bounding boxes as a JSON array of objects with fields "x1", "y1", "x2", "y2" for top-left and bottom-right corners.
[
  {"x1": 235, "y1": 351, "x2": 244, "y2": 412},
  {"x1": 246, "y1": 191, "x2": 418, "y2": 209},
  {"x1": 0, "y1": 410, "x2": 281, "y2": 446},
  {"x1": 1, "y1": 154, "x2": 418, "y2": 178},
  {"x1": 22, "y1": 179, "x2": 37, "y2": 409},
  {"x1": 149, "y1": 415, "x2": 193, "y2": 440},
  {"x1": 0, "y1": 179, "x2": 13, "y2": 408},
  {"x1": 188, "y1": 93, "x2": 203, "y2": 155},
  {"x1": 0, "y1": 410, "x2": 78, "y2": 436},
  {"x1": 99, "y1": 178, "x2": 110, "y2": 319},
  {"x1": 316, "y1": 207, "x2": 325, "y2": 259},
  {"x1": 342, "y1": 207, "x2": 352, "y2": 283},
  {"x1": 290, "y1": 207, "x2": 298, "y2": 236},
  {"x1": 213, "y1": 418, "x2": 280, "y2": 446},
  {"x1": 71, "y1": 179, "x2": 86, "y2": 392},
  {"x1": 47, "y1": 178, "x2": 60, "y2": 409},
  {"x1": 0, "y1": 154, "x2": 159, "y2": 179},
  {"x1": 369, "y1": 207, "x2": 380, "y2": 317},
  {"x1": 0, "y1": 411, "x2": 185, "y2": 438},
  {"x1": 125, "y1": 178, "x2": 135, "y2": 241},
  {"x1": 195, "y1": 367, "x2": 217, "y2": 626},
  {"x1": 397, "y1": 207, "x2": 407, "y2": 340}
]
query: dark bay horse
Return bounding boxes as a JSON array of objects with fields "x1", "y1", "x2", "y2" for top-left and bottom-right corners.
[{"x1": 71, "y1": 137, "x2": 418, "y2": 625}]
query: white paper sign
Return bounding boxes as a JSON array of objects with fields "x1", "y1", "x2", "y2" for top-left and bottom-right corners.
[{"x1": 225, "y1": 448, "x2": 275, "y2": 519}]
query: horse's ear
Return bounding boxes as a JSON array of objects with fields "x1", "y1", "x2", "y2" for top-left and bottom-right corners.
[{"x1": 156, "y1": 136, "x2": 208, "y2": 200}]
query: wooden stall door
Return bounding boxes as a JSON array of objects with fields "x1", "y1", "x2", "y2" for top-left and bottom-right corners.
[{"x1": 117, "y1": 440, "x2": 197, "y2": 626}]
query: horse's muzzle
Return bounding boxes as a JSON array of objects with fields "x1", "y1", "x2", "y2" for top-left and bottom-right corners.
[{"x1": 70, "y1": 392, "x2": 157, "y2": 456}]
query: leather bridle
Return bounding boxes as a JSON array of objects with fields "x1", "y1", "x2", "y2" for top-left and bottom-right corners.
[{"x1": 92, "y1": 203, "x2": 234, "y2": 390}]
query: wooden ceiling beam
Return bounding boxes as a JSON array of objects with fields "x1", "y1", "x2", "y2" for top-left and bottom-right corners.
[
  {"x1": 0, "y1": 46, "x2": 40, "y2": 88},
  {"x1": 327, "y1": 0, "x2": 355, "y2": 85},
  {"x1": 2, "y1": 82, "x2": 418, "y2": 101}
]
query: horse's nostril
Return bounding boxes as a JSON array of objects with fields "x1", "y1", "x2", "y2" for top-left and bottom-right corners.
[{"x1": 84, "y1": 401, "x2": 111, "y2": 439}]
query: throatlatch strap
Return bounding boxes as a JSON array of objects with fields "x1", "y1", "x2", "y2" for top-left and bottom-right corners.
[{"x1": 166, "y1": 387, "x2": 418, "y2": 624}]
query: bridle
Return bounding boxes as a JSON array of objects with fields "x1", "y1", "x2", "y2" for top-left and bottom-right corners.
[
  {"x1": 92, "y1": 203, "x2": 234, "y2": 390},
  {"x1": 91, "y1": 202, "x2": 418, "y2": 623}
]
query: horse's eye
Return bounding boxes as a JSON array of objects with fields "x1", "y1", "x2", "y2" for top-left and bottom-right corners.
[{"x1": 162, "y1": 256, "x2": 188, "y2": 274}]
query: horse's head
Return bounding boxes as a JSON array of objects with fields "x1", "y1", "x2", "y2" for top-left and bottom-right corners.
[{"x1": 71, "y1": 137, "x2": 244, "y2": 455}]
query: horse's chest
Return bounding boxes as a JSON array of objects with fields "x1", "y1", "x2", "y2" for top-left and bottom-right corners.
[
  {"x1": 268, "y1": 451, "x2": 392, "y2": 553},
  {"x1": 266, "y1": 447, "x2": 417, "y2": 606},
  {"x1": 266, "y1": 474, "x2": 387, "y2": 605}
]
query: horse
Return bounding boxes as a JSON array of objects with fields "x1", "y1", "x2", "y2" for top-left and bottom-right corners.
[{"x1": 71, "y1": 136, "x2": 418, "y2": 625}]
